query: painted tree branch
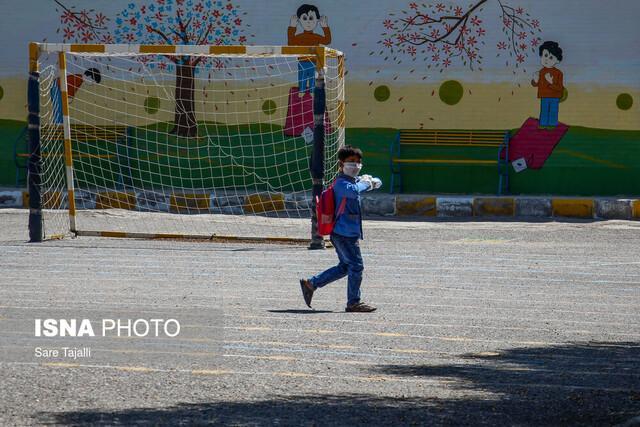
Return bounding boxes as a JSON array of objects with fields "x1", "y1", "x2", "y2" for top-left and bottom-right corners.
[
  {"x1": 145, "y1": 25, "x2": 172, "y2": 44},
  {"x1": 380, "y1": 0, "x2": 542, "y2": 74},
  {"x1": 497, "y1": 0, "x2": 533, "y2": 59},
  {"x1": 196, "y1": 23, "x2": 214, "y2": 46},
  {"x1": 145, "y1": 25, "x2": 179, "y2": 64},
  {"x1": 55, "y1": 0, "x2": 105, "y2": 41},
  {"x1": 55, "y1": 0, "x2": 107, "y2": 31},
  {"x1": 396, "y1": 0, "x2": 486, "y2": 46}
]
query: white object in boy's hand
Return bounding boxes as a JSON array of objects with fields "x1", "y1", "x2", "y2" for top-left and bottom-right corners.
[
  {"x1": 371, "y1": 177, "x2": 382, "y2": 189},
  {"x1": 358, "y1": 175, "x2": 373, "y2": 190}
]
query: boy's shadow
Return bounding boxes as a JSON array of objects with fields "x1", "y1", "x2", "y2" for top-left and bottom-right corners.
[{"x1": 268, "y1": 309, "x2": 334, "y2": 314}]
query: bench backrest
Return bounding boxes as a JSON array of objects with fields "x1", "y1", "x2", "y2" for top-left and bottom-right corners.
[
  {"x1": 399, "y1": 130, "x2": 507, "y2": 147},
  {"x1": 41, "y1": 124, "x2": 128, "y2": 142}
]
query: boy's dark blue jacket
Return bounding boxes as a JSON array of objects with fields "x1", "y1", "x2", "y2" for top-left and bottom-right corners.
[{"x1": 332, "y1": 173, "x2": 371, "y2": 240}]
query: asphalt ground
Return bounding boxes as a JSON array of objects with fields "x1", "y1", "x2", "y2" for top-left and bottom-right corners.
[{"x1": 0, "y1": 209, "x2": 639, "y2": 426}]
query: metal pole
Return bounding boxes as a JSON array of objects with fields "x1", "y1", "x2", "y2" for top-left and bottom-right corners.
[
  {"x1": 27, "y1": 42, "x2": 42, "y2": 242},
  {"x1": 58, "y1": 51, "x2": 78, "y2": 233},
  {"x1": 309, "y1": 61, "x2": 326, "y2": 250}
]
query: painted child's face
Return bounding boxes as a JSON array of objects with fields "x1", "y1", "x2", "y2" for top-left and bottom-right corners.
[
  {"x1": 541, "y1": 49, "x2": 559, "y2": 68},
  {"x1": 299, "y1": 11, "x2": 318, "y2": 31}
]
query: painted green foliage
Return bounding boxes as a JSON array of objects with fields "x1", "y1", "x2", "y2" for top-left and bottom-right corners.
[
  {"x1": 439, "y1": 80, "x2": 463, "y2": 105},
  {"x1": 616, "y1": 93, "x2": 633, "y2": 111},
  {"x1": 262, "y1": 100, "x2": 277, "y2": 115},
  {"x1": 374, "y1": 85, "x2": 390, "y2": 102},
  {"x1": 144, "y1": 97, "x2": 160, "y2": 114}
]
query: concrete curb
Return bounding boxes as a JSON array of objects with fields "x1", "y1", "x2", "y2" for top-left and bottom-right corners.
[
  {"x1": 515, "y1": 198, "x2": 552, "y2": 218},
  {"x1": 2, "y1": 189, "x2": 639, "y2": 220},
  {"x1": 363, "y1": 194, "x2": 640, "y2": 220}
]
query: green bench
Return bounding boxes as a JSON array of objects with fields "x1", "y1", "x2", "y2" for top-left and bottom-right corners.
[{"x1": 389, "y1": 129, "x2": 510, "y2": 195}]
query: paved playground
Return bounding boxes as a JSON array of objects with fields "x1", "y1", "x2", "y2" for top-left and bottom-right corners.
[{"x1": 1, "y1": 209, "x2": 639, "y2": 426}]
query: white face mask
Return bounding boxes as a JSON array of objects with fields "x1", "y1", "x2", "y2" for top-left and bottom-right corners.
[{"x1": 342, "y1": 162, "x2": 362, "y2": 178}]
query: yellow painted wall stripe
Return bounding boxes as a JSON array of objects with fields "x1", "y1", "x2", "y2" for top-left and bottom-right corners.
[
  {"x1": 556, "y1": 149, "x2": 628, "y2": 170},
  {"x1": 396, "y1": 196, "x2": 437, "y2": 217},
  {"x1": 95, "y1": 192, "x2": 137, "y2": 210},
  {"x1": 552, "y1": 199, "x2": 594, "y2": 218},
  {"x1": 632, "y1": 200, "x2": 640, "y2": 219},
  {"x1": 474, "y1": 198, "x2": 515, "y2": 217}
]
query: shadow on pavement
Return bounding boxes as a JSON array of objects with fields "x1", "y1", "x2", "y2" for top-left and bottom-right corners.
[
  {"x1": 374, "y1": 341, "x2": 640, "y2": 426},
  {"x1": 37, "y1": 342, "x2": 640, "y2": 426},
  {"x1": 39, "y1": 394, "x2": 462, "y2": 426}
]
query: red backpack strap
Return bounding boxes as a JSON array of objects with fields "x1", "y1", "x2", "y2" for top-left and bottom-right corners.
[
  {"x1": 336, "y1": 197, "x2": 347, "y2": 216},
  {"x1": 331, "y1": 178, "x2": 346, "y2": 217}
]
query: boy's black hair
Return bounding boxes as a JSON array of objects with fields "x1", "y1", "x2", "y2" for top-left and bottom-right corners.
[
  {"x1": 84, "y1": 67, "x2": 101, "y2": 84},
  {"x1": 539, "y1": 41, "x2": 563, "y2": 62},
  {"x1": 297, "y1": 4, "x2": 320, "y2": 19},
  {"x1": 338, "y1": 145, "x2": 363, "y2": 162}
]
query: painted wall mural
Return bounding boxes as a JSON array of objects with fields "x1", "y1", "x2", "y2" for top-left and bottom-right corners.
[
  {"x1": 285, "y1": 4, "x2": 332, "y2": 140},
  {"x1": 0, "y1": 0, "x2": 638, "y2": 196},
  {"x1": 55, "y1": 0, "x2": 251, "y2": 136}
]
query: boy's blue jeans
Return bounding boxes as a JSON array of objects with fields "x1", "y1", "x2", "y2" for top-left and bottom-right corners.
[
  {"x1": 309, "y1": 233, "x2": 363, "y2": 306},
  {"x1": 298, "y1": 60, "x2": 316, "y2": 94},
  {"x1": 539, "y1": 97, "x2": 560, "y2": 127}
]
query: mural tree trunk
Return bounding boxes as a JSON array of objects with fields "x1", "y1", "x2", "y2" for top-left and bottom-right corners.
[{"x1": 172, "y1": 60, "x2": 197, "y2": 137}]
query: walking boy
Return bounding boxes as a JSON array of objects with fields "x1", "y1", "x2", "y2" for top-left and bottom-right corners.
[
  {"x1": 531, "y1": 41, "x2": 564, "y2": 129},
  {"x1": 300, "y1": 145, "x2": 382, "y2": 312}
]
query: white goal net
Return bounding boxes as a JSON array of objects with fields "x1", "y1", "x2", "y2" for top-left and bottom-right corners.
[{"x1": 31, "y1": 44, "x2": 344, "y2": 241}]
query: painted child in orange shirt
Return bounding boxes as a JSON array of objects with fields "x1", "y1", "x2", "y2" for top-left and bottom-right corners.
[
  {"x1": 287, "y1": 4, "x2": 331, "y2": 97},
  {"x1": 531, "y1": 41, "x2": 564, "y2": 129}
]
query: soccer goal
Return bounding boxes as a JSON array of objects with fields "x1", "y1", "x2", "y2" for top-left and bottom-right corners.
[{"x1": 26, "y1": 43, "x2": 345, "y2": 243}]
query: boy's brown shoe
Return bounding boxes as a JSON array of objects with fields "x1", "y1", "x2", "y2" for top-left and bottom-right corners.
[
  {"x1": 345, "y1": 302, "x2": 377, "y2": 313},
  {"x1": 299, "y1": 279, "x2": 314, "y2": 308}
]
